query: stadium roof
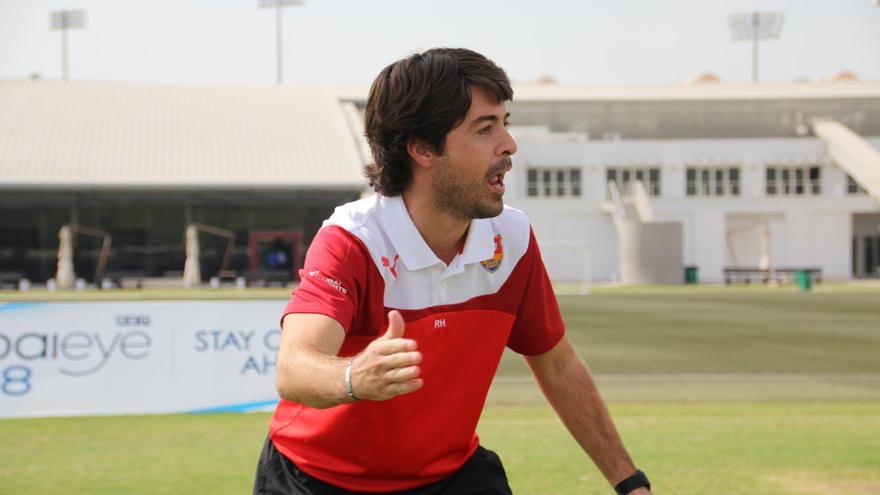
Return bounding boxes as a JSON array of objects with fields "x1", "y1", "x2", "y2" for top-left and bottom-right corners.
[
  {"x1": 507, "y1": 81, "x2": 880, "y2": 139},
  {"x1": 510, "y1": 80, "x2": 880, "y2": 101},
  {"x1": 2, "y1": 80, "x2": 879, "y2": 189},
  {"x1": 335, "y1": 80, "x2": 880, "y2": 103},
  {"x1": 0, "y1": 81, "x2": 370, "y2": 190}
]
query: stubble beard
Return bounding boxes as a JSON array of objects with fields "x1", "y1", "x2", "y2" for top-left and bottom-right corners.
[{"x1": 432, "y1": 155, "x2": 507, "y2": 221}]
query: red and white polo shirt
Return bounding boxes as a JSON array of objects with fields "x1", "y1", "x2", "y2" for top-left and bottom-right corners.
[{"x1": 270, "y1": 194, "x2": 564, "y2": 492}]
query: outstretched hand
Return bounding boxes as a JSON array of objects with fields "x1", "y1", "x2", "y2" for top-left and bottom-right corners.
[{"x1": 349, "y1": 310, "x2": 423, "y2": 401}]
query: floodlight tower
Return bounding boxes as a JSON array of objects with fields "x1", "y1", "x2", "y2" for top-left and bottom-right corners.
[
  {"x1": 258, "y1": 0, "x2": 305, "y2": 84},
  {"x1": 728, "y1": 12, "x2": 784, "y2": 82},
  {"x1": 50, "y1": 10, "x2": 87, "y2": 81}
]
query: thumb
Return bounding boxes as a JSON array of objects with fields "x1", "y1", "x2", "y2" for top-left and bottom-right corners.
[{"x1": 381, "y1": 310, "x2": 405, "y2": 339}]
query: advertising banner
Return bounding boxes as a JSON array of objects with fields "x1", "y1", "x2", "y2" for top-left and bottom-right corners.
[{"x1": 0, "y1": 300, "x2": 286, "y2": 418}]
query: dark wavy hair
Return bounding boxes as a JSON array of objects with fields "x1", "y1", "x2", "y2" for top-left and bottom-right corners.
[{"x1": 363, "y1": 48, "x2": 513, "y2": 196}]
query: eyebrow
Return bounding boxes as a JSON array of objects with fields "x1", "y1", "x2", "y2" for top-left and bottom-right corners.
[{"x1": 468, "y1": 112, "x2": 511, "y2": 127}]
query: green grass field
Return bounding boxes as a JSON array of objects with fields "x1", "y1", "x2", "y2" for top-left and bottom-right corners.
[{"x1": 1, "y1": 285, "x2": 879, "y2": 494}]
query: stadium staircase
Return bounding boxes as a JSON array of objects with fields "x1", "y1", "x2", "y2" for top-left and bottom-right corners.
[
  {"x1": 600, "y1": 180, "x2": 656, "y2": 225},
  {"x1": 811, "y1": 117, "x2": 880, "y2": 204},
  {"x1": 601, "y1": 181, "x2": 683, "y2": 284}
]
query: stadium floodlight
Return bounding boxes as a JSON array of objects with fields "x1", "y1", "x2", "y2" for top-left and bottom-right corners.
[
  {"x1": 50, "y1": 10, "x2": 87, "y2": 81},
  {"x1": 258, "y1": 0, "x2": 305, "y2": 84},
  {"x1": 728, "y1": 11, "x2": 784, "y2": 82}
]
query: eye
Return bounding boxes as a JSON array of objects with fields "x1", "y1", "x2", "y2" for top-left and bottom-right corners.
[
  {"x1": 503, "y1": 120, "x2": 511, "y2": 128},
  {"x1": 478, "y1": 125, "x2": 493, "y2": 135}
]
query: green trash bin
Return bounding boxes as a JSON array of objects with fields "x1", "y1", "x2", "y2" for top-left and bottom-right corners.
[
  {"x1": 684, "y1": 266, "x2": 698, "y2": 284},
  {"x1": 796, "y1": 270, "x2": 812, "y2": 291}
]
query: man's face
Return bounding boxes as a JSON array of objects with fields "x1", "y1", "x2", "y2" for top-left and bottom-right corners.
[{"x1": 431, "y1": 86, "x2": 517, "y2": 220}]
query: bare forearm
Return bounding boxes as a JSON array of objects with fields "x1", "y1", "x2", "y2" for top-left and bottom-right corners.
[
  {"x1": 275, "y1": 311, "x2": 422, "y2": 409},
  {"x1": 276, "y1": 347, "x2": 351, "y2": 409},
  {"x1": 530, "y1": 348, "x2": 639, "y2": 487}
]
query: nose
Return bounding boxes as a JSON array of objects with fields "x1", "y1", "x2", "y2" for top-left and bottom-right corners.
[{"x1": 500, "y1": 126, "x2": 517, "y2": 157}]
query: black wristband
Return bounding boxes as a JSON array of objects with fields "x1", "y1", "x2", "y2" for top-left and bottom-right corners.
[{"x1": 614, "y1": 469, "x2": 650, "y2": 495}]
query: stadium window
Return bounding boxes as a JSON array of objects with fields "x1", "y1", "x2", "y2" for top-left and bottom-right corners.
[
  {"x1": 526, "y1": 169, "x2": 538, "y2": 197},
  {"x1": 765, "y1": 165, "x2": 821, "y2": 197},
  {"x1": 729, "y1": 168, "x2": 740, "y2": 196},
  {"x1": 649, "y1": 168, "x2": 661, "y2": 196},
  {"x1": 809, "y1": 167, "x2": 821, "y2": 195},
  {"x1": 542, "y1": 170, "x2": 552, "y2": 197},
  {"x1": 847, "y1": 174, "x2": 866, "y2": 195},
  {"x1": 781, "y1": 169, "x2": 791, "y2": 195},
  {"x1": 714, "y1": 169, "x2": 725, "y2": 195},
  {"x1": 766, "y1": 168, "x2": 777, "y2": 195},
  {"x1": 526, "y1": 167, "x2": 583, "y2": 198},
  {"x1": 700, "y1": 170, "x2": 711, "y2": 196},
  {"x1": 570, "y1": 169, "x2": 582, "y2": 197},
  {"x1": 686, "y1": 169, "x2": 697, "y2": 196},
  {"x1": 606, "y1": 169, "x2": 617, "y2": 184},
  {"x1": 685, "y1": 166, "x2": 741, "y2": 197},
  {"x1": 606, "y1": 166, "x2": 661, "y2": 197},
  {"x1": 649, "y1": 169, "x2": 661, "y2": 196}
]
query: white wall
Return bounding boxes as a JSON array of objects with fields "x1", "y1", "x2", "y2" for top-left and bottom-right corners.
[{"x1": 811, "y1": 213, "x2": 852, "y2": 278}]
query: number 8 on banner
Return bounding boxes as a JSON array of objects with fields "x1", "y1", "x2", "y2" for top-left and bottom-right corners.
[{"x1": 2, "y1": 365, "x2": 32, "y2": 396}]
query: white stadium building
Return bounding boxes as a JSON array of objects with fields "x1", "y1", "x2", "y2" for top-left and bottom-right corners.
[
  {"x1": 1, "y1": 79, "x2": 879, "y2": 287},
  {"x1": 503, "y1": 81, "x2": 880, "y2": 285}
]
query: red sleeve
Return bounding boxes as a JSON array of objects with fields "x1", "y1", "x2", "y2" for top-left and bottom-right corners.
[
  {"x1": 281, "y1": 226, "x2": 367, "y2": 332},
  {"x1": 506, "y1": 229, "x2": 566, "y2": 356}
]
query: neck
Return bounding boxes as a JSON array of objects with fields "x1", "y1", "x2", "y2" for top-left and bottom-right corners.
[{"x1": 401, "y1": 189, "x2": 469, "y2": 265}]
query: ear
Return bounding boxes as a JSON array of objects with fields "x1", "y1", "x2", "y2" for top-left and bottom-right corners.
[{"x1": 406, "y1": 138, "x2": 438, "y2": 170}]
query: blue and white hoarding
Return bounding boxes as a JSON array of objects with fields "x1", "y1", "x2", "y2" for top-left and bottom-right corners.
[{"x1": 0, "y1": 300, "x2": 284, "y2": 418}]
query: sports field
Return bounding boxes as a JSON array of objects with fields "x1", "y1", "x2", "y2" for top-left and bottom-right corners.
[{"x1": 1, "y1": 285, "x2": 879, "y2": 494}]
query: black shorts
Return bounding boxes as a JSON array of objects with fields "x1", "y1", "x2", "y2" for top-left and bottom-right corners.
[{"x1": 252, "y1": 436, "x2": 512, "y2": 495}]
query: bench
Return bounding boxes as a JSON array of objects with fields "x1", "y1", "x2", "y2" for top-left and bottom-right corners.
[{"x1": 723, "y1": 267, "x2": 822, "y2": 285}]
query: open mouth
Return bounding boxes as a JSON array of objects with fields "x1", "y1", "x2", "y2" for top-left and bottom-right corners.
[{"x1": 487, "y1": 172, "x2": 505, "y2": 194}]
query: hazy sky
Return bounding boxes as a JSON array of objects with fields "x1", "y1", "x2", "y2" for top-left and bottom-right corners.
[{"x1": 1, "y1": 0, "x2": 879, "y2": 85}]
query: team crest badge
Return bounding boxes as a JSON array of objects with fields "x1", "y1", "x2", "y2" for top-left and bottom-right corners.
[{"x1": 480, "y1": 234, "x2": 503, "y2": 273}]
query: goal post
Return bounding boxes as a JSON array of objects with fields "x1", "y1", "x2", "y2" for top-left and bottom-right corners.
[{"x1": 537, "y1": 240, "x2": 592, "y2": 295}]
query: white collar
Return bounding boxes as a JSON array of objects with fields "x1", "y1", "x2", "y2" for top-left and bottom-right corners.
[{"x1": 378, "y1": 195, "x2": 496, "y2": 271}]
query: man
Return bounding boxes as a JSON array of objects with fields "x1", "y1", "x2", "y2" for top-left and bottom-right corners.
[{"x1": 253, "y1": 48, "x2": 652, "y2": 495}]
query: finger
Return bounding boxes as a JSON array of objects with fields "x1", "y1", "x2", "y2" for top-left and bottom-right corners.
[
  {"x1": 384, "y1": 378, "x2": 423, "y2": 398},
  {"x1": 386, "y1": 365, "x2": 421, "y2": 382},
  {"x1": 372, "y1": 338, "x2": 418, "y2": 356},
  {"x1": 378, "y1": 351, "x2": 422, "y2": 369},
  {"x1": 380, "y1": 310, "x2": 406, "y2": 340}
]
